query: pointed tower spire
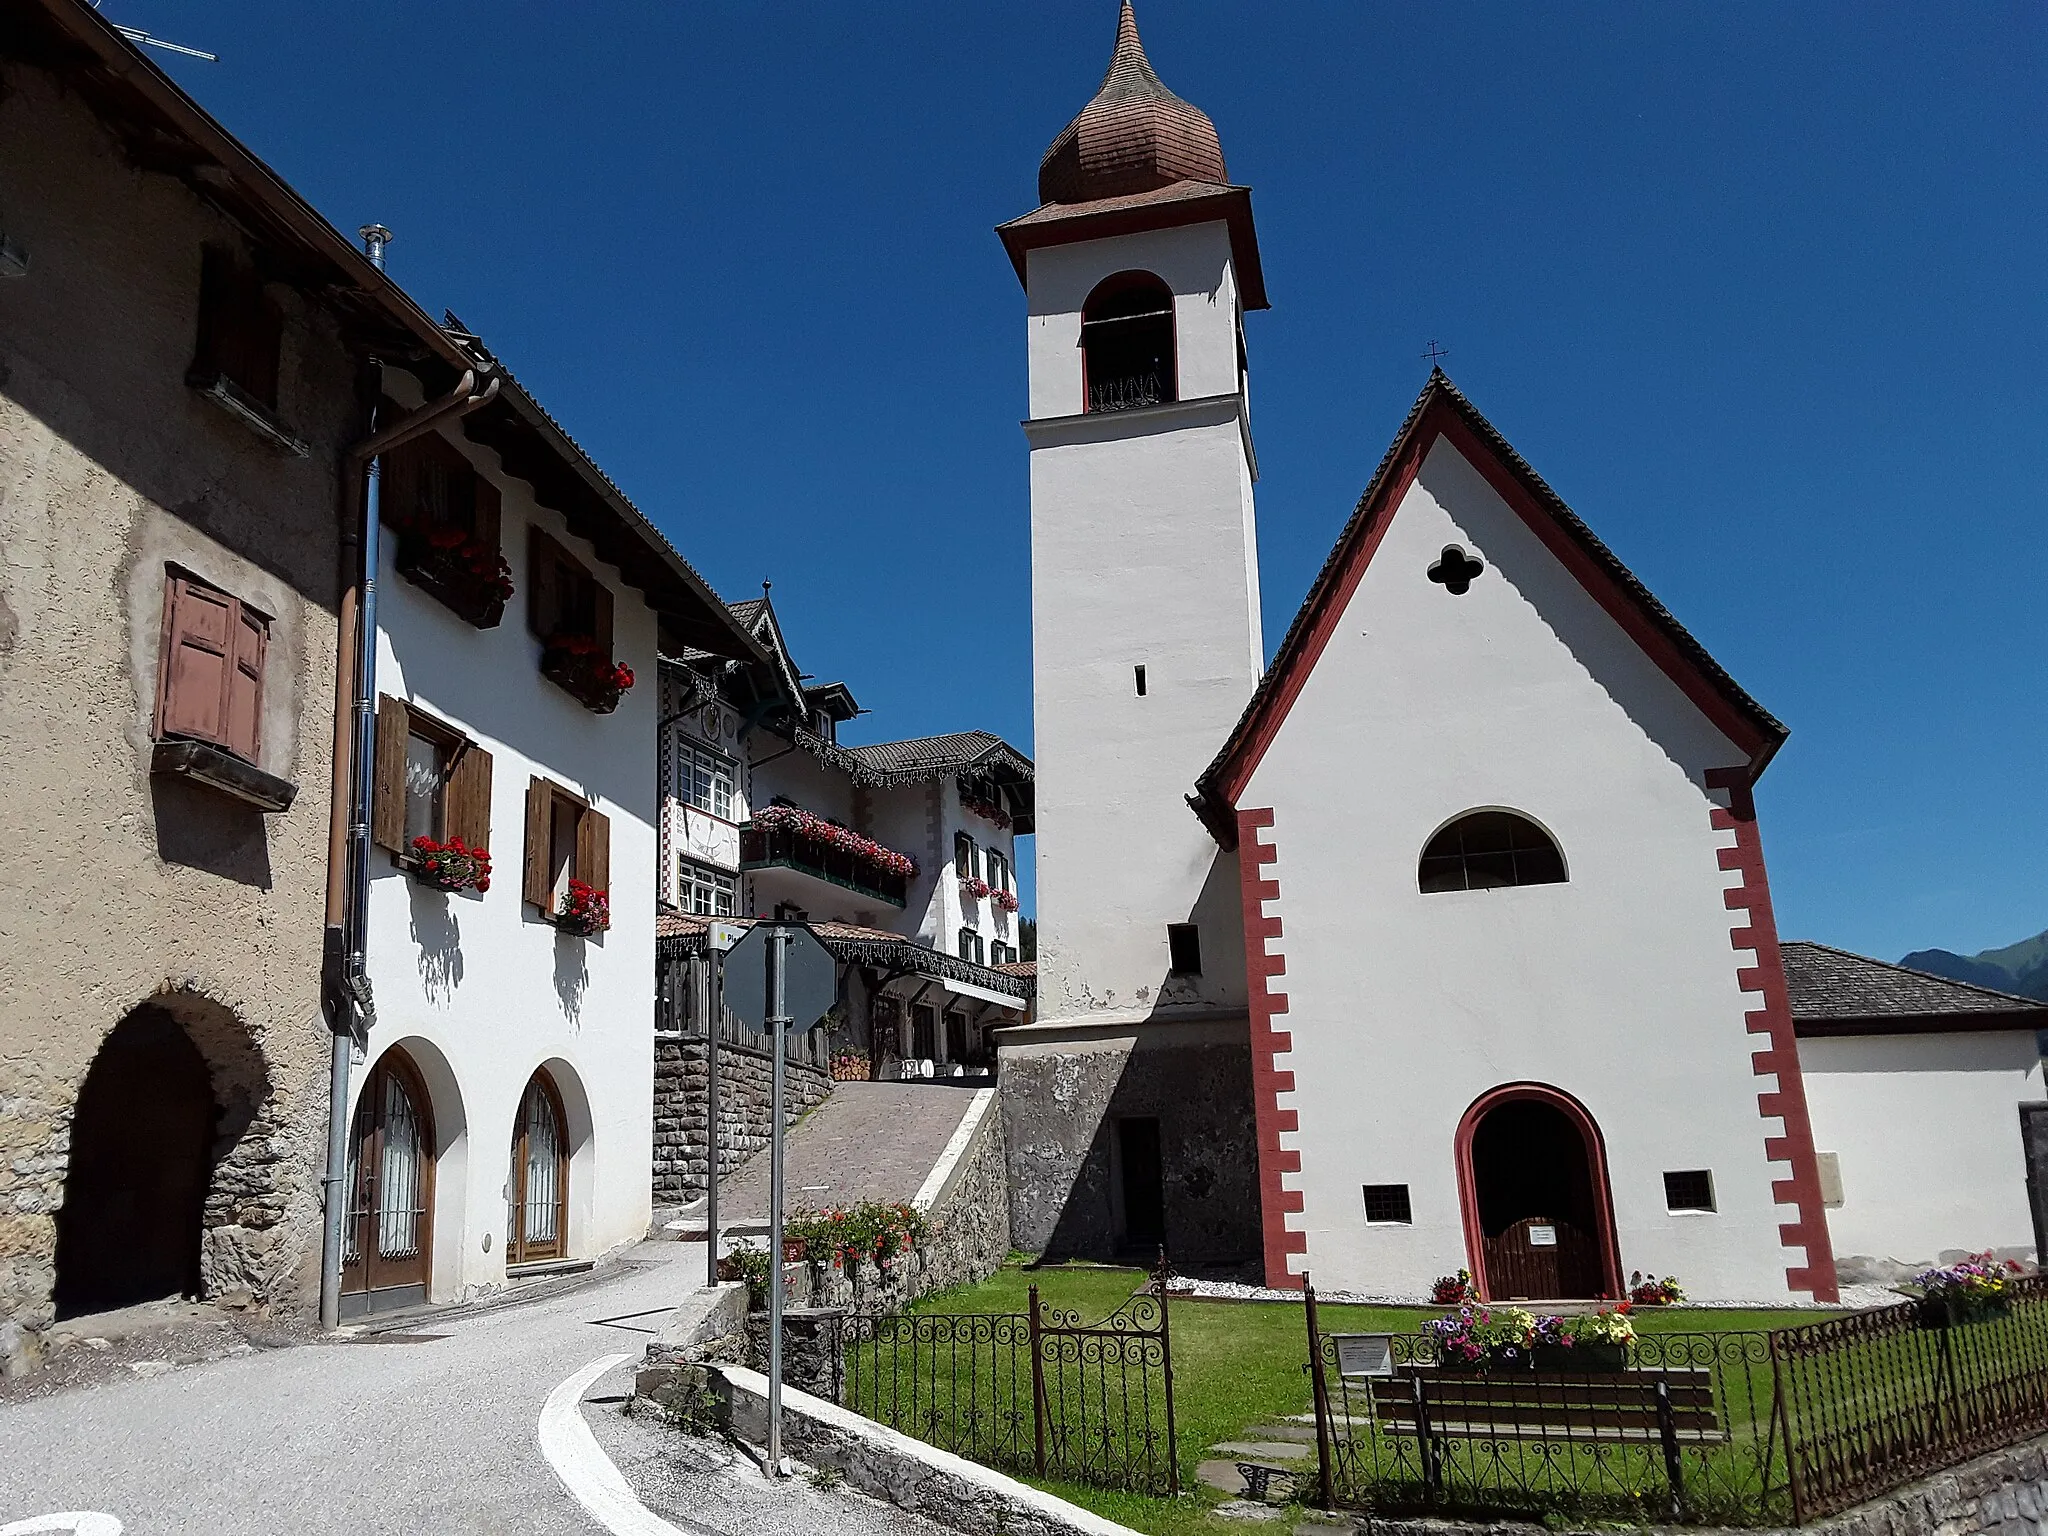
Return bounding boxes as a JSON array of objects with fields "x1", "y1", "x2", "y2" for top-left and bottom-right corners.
[{"x1": 1037, "y1": 0, "x2": 1228, "y2": 205}]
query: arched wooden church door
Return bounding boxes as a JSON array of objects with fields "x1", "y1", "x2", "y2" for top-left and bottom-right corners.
[
  {"x1": 1458, "y1": 1085, "x2": 1620, "y2": 1301},
  {"x1": 341, "y1": 1049, "x2": 435, "y2": 1316},
  {"x1": 507, "y1": 1071, "x2": 569, "y2": 1265}
]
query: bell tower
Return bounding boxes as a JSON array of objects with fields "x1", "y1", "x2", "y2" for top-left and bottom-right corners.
[{"x1": 999, "y1": 0, "x2": 1268, "y2": 1032}]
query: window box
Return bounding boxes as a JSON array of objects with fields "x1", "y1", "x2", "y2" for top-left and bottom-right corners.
[
  {"x1": 186, "y1": 369, "x2": 310, "y2": 457},
  {"x1": 540, "y1": 634, "x2": 633, "y2": 714},
  {"x1": 373, "y1": 697, "x2": 494, "y2": 889},
  {"x1": 552, "y1": 879, "x2": 610, "y2": 936},
  {"x1": 151, "y1": 737, "x2": 296, "y2": 813},
  {"x1": 740, "y1": 807, "x2": 912, "y2": 908},
  {"x1": 408, "y1": 835, "x2": 491, "y2": 894},
  {"x1": 393, "y1": 530, "x2": 509, "y2": 629}
]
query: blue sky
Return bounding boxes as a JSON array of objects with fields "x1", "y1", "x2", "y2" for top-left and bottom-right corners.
[{"x1": 121, "y1": 1, "x2": 2045, "y2": 960}]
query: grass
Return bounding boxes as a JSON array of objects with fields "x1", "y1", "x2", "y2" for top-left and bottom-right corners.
[{"x1": 886, "y1": 1260, "x2": 1839, "y2": 1535}]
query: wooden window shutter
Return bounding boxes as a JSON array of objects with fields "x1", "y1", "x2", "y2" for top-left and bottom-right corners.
[
  {"x1": 196, "y1": 246, "x2": 281, "y2": 410},
  {"x1": 578, "y1": 806, "x2": 611, "y2": 918},
  {"x1": 380, "y1": 435, "x2": 424, "y2": 530},
  {"x1": 446, "y1": 741, "x2": 493, "y2": 851},
  {"x1": 371, "y1": 696, "x2": 411, "y2": 853},
  {"x1": 528, "y1": 528, "x2": 564, "y2": 639},
  {"x1": 593, "y1": 578, "x2": 615, "y2": 659},
  {"x1": 157, "y1": 574, "x2": 232, "y2": 745},
  {"x1": 524, "y1": 776, "x2": 553, "y2": 908},
  {"x1": 473, "y1": 471, "x2": 502, "y2": 554},
  {"x1": 224, "y1": 604, "x2": 267, "y2": 763}
]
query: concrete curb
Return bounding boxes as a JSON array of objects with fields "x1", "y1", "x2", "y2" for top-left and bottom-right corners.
[{"x1": 711, "y1": 1363, "x2": 1142, "y2": 1536}]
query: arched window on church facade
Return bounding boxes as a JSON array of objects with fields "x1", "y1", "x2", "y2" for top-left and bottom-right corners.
[
  {"x1": 1418, "y1": 810, "x2": 1567, "y2": 893},
  {"x1": 1081, "y1": 272, "x2": 1176, "y2": 414}
]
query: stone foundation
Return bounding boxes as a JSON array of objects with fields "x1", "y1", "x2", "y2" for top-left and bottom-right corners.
[
  {"x1": 998, "y1": 1023, "x2": 1260, "y2": 1269},
  {"x1": 652, "y1": 1035, "x2": 832, "y2": 1209}
]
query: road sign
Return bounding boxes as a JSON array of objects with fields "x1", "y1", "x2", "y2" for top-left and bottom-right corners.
[{"x1": 723, "y1": 922, "x2": 836, "y2": 1034}]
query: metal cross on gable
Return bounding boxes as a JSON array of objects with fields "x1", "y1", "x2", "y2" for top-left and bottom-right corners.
[{"x1": 1421, "y1": 339, "x2": 1451, "y2": 366}]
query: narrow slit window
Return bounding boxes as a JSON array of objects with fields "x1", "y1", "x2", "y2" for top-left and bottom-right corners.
[
  {"x1": 1167, "y1": 923, "x2": 1201, "y2": 975},
  {"x1": 1134, "y1": 665, "x2": 1147, "y2": 697}
]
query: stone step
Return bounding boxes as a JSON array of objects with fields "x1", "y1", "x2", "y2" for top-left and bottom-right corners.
[
  {"x1": 1242, "y1": 1423, "x2": 1319, "y2": 1443},
  {"x1": 1210, "y1": 1440, "x2": 1313, "y2": 1461}
]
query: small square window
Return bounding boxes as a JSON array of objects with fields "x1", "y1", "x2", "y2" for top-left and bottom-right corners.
[
  {"x1": 1167, "y1": 923, "x2": 1202, "y2": 975},
  {"x1": 1664, "y1": 1169, "x2": 1715, "y2": 1213},
  {"x1": 1362, "y1": 1184, "x2": 1413, "y2": 1225}
]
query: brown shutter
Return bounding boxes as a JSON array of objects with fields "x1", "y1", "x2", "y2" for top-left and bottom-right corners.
[
  {"x1": 593, "y1": 577, "x2": 615, "y2": 659},
  {"x1": 372, "y1": 695, "x2": 411, "y2": 853},
  {"x1": 381, "y1": 435, "x2": 423, "y2": 531},
  {"x1": 447, "y1": 741, "x2": 493, "y2": 852},
  {"x1": 578, "y1": 806, "x2": 611, "y2": 921},
  {"x1": 473, "y1": 470, "x2": 502, "y2": 554},
  {"x1": 529, "y1": 528, "x2": 564, "y2": 638},
  {"x1": 524, "y1": 776, "x2": 553, "y2": 909},
  {"x1": 157, "y1": 575, "x2": 233, "y2": 745},
  {"x1": 224, "y1": 604, "x2": 267, "y2": 763}
]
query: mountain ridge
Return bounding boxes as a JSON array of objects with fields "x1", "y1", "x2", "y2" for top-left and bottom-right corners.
[{"x1": 1899, "y1": 926, "x2": 2048, "y2": 1003}]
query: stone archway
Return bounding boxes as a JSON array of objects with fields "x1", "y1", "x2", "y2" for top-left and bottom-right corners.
[
  {"x1": 51, "y1": 991, "x2": 282, "y2": 1320},
  {"x1": 52, "y1": 1006, "x2": 215, "y2": 1316}
]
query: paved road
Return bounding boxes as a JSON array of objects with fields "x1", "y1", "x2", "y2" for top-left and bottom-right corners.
[
  {"x1": 0, "y1": 1243, "x2": 703, "y2": 1536},
  {"x1": 716, "y1": 1082, "x2": 984, "y2": 1224}
]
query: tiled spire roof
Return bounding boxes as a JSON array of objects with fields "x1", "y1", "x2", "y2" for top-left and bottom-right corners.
[{"x1": 1038, "y1": 0, "x2": 1227, "y2": 205}]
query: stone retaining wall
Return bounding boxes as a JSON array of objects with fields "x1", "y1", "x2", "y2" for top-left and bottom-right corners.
[{"x1": 651, "y1": 1035, "x2": 831, "y2": 1209}]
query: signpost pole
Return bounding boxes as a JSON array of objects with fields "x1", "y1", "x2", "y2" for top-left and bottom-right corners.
[
  {"x1": 705, "y1": 947, "x2": 722, "y2": 1289},
  {"x1": 766, "y1": 924, "x2": 790, "y2": 1476}
]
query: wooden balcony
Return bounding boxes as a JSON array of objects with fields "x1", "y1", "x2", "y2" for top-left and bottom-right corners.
[{"x1": 740, "y1": 823, "x2": 908, "y2": 908}]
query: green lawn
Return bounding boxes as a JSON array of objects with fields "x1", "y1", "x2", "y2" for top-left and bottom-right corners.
[{"x1": 889, "y1": 1260, "x2": 1837, "y2": 1536}]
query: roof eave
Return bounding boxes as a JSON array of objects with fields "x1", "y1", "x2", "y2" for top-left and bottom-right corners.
[{"x1": 996, "y1": 183, "x2": 1267, "y2": 310}]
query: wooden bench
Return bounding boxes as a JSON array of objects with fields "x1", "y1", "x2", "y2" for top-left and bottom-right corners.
[{"x1": 1362, "y1": 1365, "x2": 1723, "y2": 1508}]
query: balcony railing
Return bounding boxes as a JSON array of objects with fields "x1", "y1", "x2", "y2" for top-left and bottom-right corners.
[
  {"x1": 1087, "y1": 371, "x2": 1165, "y2": 414},
  {"x1": 740, "y1": 823, "x2": 908, "y2": 907}
]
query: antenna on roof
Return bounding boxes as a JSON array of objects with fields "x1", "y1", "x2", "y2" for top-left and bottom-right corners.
[{"x1": 94, "y1": 6, "x2": 218, "y2": 60}]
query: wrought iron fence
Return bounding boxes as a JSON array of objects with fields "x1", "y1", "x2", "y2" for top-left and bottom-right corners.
[
  {"x1": 842, "y1": 1260, "x2": 1178, "y2": 1495},
  {"x1": 1306, "y1": 1285, "x2": 1788, "y2": 1526},
  {"x1": 1771, "y1": 1276, "x2": 2048, "y2": 1522}
]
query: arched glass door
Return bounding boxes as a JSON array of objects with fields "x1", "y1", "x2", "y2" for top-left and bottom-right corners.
[
  {"x1": 340, "y1": 1050, "x2": 435, "y2": 1316},
  {"x1": 507, "y1": 1072, "x2": 568, "y2": 1265}
]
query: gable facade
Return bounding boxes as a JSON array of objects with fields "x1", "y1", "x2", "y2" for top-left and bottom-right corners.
[{"x1": 1220, "y1": 402, "x2": 1836, "y2": 1303}]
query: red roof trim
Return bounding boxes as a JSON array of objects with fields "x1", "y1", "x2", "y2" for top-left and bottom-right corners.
[{"x1": 1192, "y1": 374, "x2": 1785, "y2": 837}]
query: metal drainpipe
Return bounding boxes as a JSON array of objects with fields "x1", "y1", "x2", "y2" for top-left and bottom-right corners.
[{"x1": 318, "y1": 224, "x2": 499, "y2": 1330}]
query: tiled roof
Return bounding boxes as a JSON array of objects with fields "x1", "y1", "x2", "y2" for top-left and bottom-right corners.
[
  {"x1": 995, "y1": 961, "x2": 1038, "y2": 980},
  {"x1": 656, "y1": 913, "x2": 1033, "y2": 1002},
  {"x1": 1038, "y1": 1, "x2": 1226, "y2": 206},
  {"x1": 1782, "y1": 941, "x2": 2048, "y2": 1032},
  {"x1": 842, "y1": 731, "x2": 1033, "y2": 781}
]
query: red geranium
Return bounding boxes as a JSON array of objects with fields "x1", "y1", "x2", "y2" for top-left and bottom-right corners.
[
  {"x1": 555, "y1": 877, "x2": 610, "y2": 935},
  {"x1": 410, "y1": 834, "x2": 491, "y2": 893}
]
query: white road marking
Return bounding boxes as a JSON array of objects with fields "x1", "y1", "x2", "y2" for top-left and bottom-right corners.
[
  {"x1": 0, "y1": 1517, "x2": 123, "y2": 1536},
  {"x1": 538, "y1": 1353, "x2": 708, "y2": 1536}
]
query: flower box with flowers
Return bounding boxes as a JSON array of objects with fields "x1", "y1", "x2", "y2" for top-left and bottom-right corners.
[
  {"x1": 959, "y1": 789, "x2": 1011, "y2": 830},
  {"x1": 746, "y1": 804, "x2": 919, "y2": 896},
  {"x1": 991, "y1": 888, "x2": 1020, "y2": 913},
  {"x1": 540, "y1": 633, "x2": 634, "y2": 714},
  {"x1": 394, "y1": 527, "x2": 514, "y2": 629},
  {"x1": 1530, "y1": 1307, "x2": 1635, "y2": 1373},
  {"x1": 960, "y1": 876, "x2": 991, "y2": 903},
  {"x1": 1913, "y1": 1252, "x2": 2020, "y2": 1328},
  {"x1": 1628, "y1": 1271, "x2": 1686, "y2": 1307},
  {"x1": 408, "y1": 834, "x2": 491, "y2": 894},
  {"x1": 553, "y1": 878, "x2": 609, "y2": 936}
]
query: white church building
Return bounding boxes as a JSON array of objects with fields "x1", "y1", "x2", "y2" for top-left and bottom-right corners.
[{"x1": 992, "y1": 2, "x2": 2035, "y2": 1305}]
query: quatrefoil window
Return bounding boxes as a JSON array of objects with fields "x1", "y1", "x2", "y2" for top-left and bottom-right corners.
[{"x1": 1428, "y1": 544, "x2": 1484, "y2": 595}]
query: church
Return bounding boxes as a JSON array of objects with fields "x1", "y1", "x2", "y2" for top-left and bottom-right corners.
[{"x1": 995, "y1": 2, "x2": 1858, "y2": 1304}]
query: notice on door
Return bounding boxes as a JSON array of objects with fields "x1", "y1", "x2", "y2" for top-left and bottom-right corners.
[{"x1": 1528, "y1": 1225, "x2": 1558, "y2": 1247}]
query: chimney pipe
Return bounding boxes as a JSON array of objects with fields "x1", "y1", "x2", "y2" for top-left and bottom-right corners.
[{"x1": 358, "y1": 224, "x2": 392, "y2": 271}]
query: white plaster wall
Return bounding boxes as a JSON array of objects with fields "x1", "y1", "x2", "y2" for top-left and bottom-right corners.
[
  {"x1": 1242, "y1": 435, "x2": 1796, "y2": 1301},
  {"x1": 359, "y1": 428, "x2": 657, "y2": 1301},
  {"x1": 1026, "y1": 225, "x2": 1260, "y2": 1028},
  {"x1": 1802, "y1": 1031, "x2": 2043, "y2": 1267}
]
